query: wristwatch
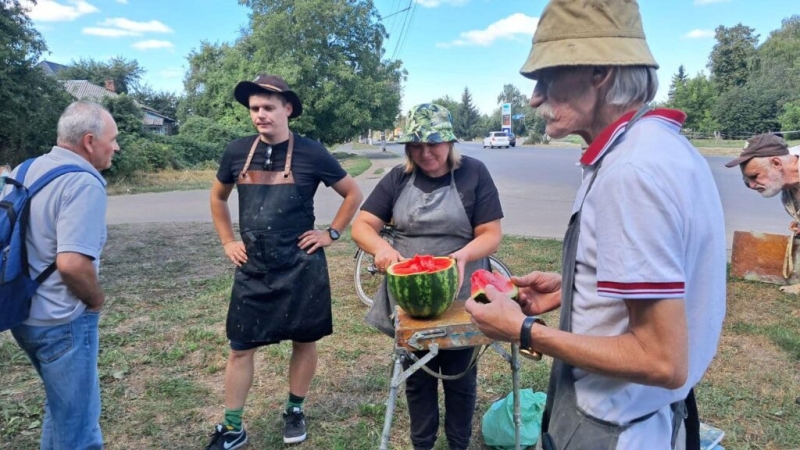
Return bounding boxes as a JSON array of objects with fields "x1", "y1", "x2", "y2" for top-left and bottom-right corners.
[
  {"x1": 326, "y1": 227, "x2": 340, "y2": 241},
  {"x1": 519, "y1": 316, "x2": 545, "y2": 360}
]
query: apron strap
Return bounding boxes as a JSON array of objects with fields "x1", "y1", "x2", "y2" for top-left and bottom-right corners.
[
  {"x1": 240, "y1": 136, "x2": 260, "y2": 179},
  {"x1": 239, "y1": 134, "x2": 295, "y2": 180},
  {"x1": 284, "y1": 133, "x2": 294, "y2": 179}
]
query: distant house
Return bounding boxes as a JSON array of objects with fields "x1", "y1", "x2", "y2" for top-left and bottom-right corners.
[
  {"x1": 38, "y1": 60, "x2": 69, "y2": 76},
  {"x1": 38, "y1": 61, "x2": 177, "y2": 136}
]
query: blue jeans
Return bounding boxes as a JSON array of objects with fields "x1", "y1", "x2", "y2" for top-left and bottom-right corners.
[{"x1": 11, "y1": 310, "x2": 103, "y2": 450}]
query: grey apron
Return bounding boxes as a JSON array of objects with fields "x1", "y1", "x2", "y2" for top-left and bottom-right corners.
[
  {"x1": 365, "y1": 169, "x2": 490, "y2": 337},
  {"x1": 227, "y1": 134, "x2": 332, "y2": 344},
  {"x1": 540, "y1": 107, "x2": 693, "y2": 450}
]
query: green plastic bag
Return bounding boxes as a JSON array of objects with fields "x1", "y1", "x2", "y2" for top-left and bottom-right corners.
[{"x1": 481, "y1": 389, "x2": 547, "y2": 450}]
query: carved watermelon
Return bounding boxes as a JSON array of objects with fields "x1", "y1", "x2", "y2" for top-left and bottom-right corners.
[
  {"x1": 387, "y1": 255, "x2": 457, "y2": 319},
  {"x1": 470, "y1": 269, "x2": 519, "y2": 303}
]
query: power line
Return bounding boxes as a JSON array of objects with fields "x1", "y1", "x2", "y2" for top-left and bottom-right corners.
[
  {"x1": 394, "y1": 0, "x2": 418, "y2": 59},
  {"x1": 391, "y1": 0, "x2": 414, "y2": 60}
]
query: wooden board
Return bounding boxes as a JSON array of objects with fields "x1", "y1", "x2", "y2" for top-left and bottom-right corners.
[
  {"x1": 395, "y1": 301, "x2": 493, "y2": 351},
  {"x1": 730, "y1": 230, "x2": 800, "y2": 285}
]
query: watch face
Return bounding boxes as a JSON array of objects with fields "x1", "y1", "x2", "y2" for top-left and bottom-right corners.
[{"x1": 328, "y1": 228, "x2": 340, "y2": 240}]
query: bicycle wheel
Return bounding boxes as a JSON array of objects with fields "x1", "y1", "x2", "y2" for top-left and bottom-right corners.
[
  {"x1": 488, "y1": 255, "x2": 512, "y2": 278},
  {"x1": 354, "y1": 249, "x2": 384, "y2": 307}
]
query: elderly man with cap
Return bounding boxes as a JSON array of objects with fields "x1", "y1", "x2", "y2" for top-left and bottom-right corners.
[
  {"x1": 726, "y1": 134, "x2": 800, "y2": 293},
  {"x1": 466, "y1": 1, "x2": 727, "y2": 449},
  {"x1": 206, "y1": 74, "x2": 363, "y2": 449}
]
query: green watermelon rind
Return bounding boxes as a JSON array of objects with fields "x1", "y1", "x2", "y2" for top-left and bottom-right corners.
[
  {"x1": 387, "y1": 257, "x2": 457, "y2": 319},
  {"x1": 470, "y1": 269, "x2": 519, "y2": 304}
]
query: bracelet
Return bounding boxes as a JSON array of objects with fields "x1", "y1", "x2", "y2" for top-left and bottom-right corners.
[
  {"x1": 519, "y1": 316, "x2": 539, "y2": 351},
  {"x1": 222, "y1": 240, "x2": 235, "y2": 246}
]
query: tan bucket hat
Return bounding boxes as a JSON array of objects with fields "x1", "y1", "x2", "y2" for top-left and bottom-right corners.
[{"x1": 520, "y1": 0, "x2": 658, "y2": 79}]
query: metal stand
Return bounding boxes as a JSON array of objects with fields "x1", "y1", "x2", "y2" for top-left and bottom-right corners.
[{"x1": 379, "y1": 339, "x2": 524, "y2": 450}]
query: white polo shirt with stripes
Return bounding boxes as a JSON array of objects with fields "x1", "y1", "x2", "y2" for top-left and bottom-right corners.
[{"x1": 569, "y1": 109, "x2": 727, "y2": 449}]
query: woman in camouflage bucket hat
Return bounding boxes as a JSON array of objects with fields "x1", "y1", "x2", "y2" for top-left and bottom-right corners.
[{"x1": 352, "y1": 103, "x2": 504, "y2": 450}]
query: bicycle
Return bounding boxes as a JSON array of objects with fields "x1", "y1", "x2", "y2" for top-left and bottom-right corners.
[{"x1": 353, "y1": 224, "x2": 513, "y2": 307}]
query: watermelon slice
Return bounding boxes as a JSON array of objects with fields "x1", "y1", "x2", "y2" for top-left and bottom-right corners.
[
  {"x1": 387, "y1": 255, "x2": 457, "y2": 319},
  {"x1": 470, "y1": 269, "x2": 519, "y2": 303}
]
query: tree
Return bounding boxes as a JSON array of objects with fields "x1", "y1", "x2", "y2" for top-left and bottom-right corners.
[
  {"x1": 712, "y1": 79, "x2": 785, "y2": 137},
  {"x1": 667, "y1": 65, "x2": 688, "y2": 103},
  {"x1": 131, "y1": 84, "x2": 180, "y2": 120},
  {"x1": 0, "y1": 0, "x2": 73, "y2": 165},
  {"x1": 496, "y1": 84, "x2": 529, "y2": 135},
  {"x1": 430, "y1": 95, "x2": 460, "y2": 118},
  {"x1": 707, "y1": 24, "x2": 759, "y2": 94},
  {"x1": 182, "y1": 0, "x2": 405, "y2": 145},
  {"x1": 56, "y1": 56, "x2": 145, "y2": 95},
  {"x1": 778, "y1": 100, "x2": 800, "y2": 133},
  {"x1": 453, "y1": 87, "x2": 480, "y2": 140},
  {"x1": 668, "y1": 72, "x2": 718, "y2": 133}
]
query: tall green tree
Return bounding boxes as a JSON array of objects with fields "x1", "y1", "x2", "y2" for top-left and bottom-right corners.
[
  {"x1": 454, "y1": 87, "x2": 480, "y2": 140},
  {"x1": 56, "y1": 56, "x2": 145, "y2": 95},
  {"x1": 496, "y1": 84, "x2": 530, "y2": 135},
  {"x1": 712, "y1": 78, "x2": 785, "y2": 137},
  {"x1": 182, "y1": 0, "x2": 405, "y2": 145},
  {"x1": 707, "y1": 24, "x2": 759, "y2": 94},
  {"x1": 667, "y1": 65, "x2": 688, "y2": 103},
  {"x1": 0, "y1": 0, "x2": 72, "y2": 165},
  {"x1": 668, "y1": 73, "x2": 718, "y2": 133}
]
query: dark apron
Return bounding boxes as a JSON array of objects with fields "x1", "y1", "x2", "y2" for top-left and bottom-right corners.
[
  {"x1": 365, "y1": 169, "x2": 489, "y2": 337},
  {"x1": 541, "y1": 108, "x2": 698, "y2": 450},
  {"x1": 227, "y1": 134, "x2": 332, "y2": 344}
]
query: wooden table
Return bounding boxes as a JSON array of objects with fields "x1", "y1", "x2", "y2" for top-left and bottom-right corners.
[{"x1": 378, "y1": 301, "x2": 525, "y2": 450}]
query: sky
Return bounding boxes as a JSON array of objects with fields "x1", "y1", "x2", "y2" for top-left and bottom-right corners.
[{"x1": 21, "y1": 0, "x2": 798, "y2": 117}]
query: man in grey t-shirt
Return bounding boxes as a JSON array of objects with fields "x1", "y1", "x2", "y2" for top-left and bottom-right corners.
[{"x1": 8, "y1": 101, "x2": 119, "y2": 450}]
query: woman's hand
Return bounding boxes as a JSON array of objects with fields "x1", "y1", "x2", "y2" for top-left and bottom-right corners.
[
  {"x1": 374, "y1": 247, "x2": 404, "y2": 273},
  {"x1": 449, "y1": 248, "x2": 470, "y2": 292}
]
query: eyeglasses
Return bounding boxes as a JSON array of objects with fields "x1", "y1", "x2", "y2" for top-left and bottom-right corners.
[{"x1": 262, "y1": 145, "x2": 273, "y2": 170}]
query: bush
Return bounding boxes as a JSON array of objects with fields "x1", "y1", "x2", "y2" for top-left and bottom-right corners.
[
  {"x1": 179, "y1": 116, "x2": 250, "y2": 149},
  {"x1": 106, "y1": 134, "x2": 177, "y2": 179},
  {"x1": 167, "y1": 135, "x2": 221, "y2": 166}
]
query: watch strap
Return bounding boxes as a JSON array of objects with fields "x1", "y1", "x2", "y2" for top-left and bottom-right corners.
[{"x1": 519, "y1": 316, "x2": 538, "y2": 351}]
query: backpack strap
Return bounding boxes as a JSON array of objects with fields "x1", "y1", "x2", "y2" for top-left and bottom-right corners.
[{"x1": 18, "y1": 161, "x2": 105, "y2": 283}]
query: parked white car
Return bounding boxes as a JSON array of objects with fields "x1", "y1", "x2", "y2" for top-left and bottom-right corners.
[{"x1": 483, "y1": 131, "x2": 510, "y2": 148}]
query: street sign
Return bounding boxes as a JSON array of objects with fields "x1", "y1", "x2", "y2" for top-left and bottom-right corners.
[{"x1": 512, "y1": 114, "x2": 525, "y2": 120}]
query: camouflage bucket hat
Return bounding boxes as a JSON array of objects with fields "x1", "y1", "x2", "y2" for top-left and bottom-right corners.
[{"x1": 397, "y1": 103, "x2": 457, "y2": 144}]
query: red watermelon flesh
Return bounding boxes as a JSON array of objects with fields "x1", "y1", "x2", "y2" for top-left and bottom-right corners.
[
  {"x1": 390, "y1": 254, "x2": 453, "y2": 275},
  {"x1": 470, "y1": 269, "x2": 519, "y2": 303}
]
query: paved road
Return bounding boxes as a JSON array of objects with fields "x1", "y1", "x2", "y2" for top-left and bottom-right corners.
[{"x1": 107, "y1": 142, "x2": 791, "y2": 248}]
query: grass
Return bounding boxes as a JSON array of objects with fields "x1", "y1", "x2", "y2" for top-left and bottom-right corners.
[
  {"x1": 1, "y1": 225, "x2": 798, "y2": 449},
  {"x1": 105, "y1": 152, "x2": 370, "y2": 195}
]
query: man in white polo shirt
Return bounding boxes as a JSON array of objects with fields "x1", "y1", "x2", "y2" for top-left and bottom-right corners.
[{"x1": 466, "y1": 1, "x2": 727, "y2": 449}]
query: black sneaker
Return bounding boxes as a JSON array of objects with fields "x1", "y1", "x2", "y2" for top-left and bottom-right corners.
[
  {"x1": 282, "y1": 407, "x2": 307, "y2": 444},
  {"x1": 205, "y1": 423, "x2": 248, "y2": 450}
]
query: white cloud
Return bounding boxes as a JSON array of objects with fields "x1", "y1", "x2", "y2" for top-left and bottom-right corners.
[
  {"x1": 100, "y1": 17, "x2": 172, "y2": 33},
  {"x1": 437, "y1": 13, "x2": 537, "y2": 48},
  {"x1": 22, "y1": 0, "x2": 99, "y2": 22},
  {"x1": 416, "y1": 0, "x2": 468, "y2": 7},
  {"x1": 82, "y1": 27, "x2": 138, "y2": 37},
  {"x1": 694, "y1": 0, "x2": 730, "y2": 5},
  {"x1": 683, "y1": 29, "x2": 715, "y2": 39},
  {"x1": 132, "y1": 39, "x2": 174, "y2": 50},
  {"x1": 116, "y1": 0, "x2": 128, "y2": 3}
]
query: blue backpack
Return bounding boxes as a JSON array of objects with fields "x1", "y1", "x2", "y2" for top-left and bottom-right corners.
[{"x1": 0, "y1": 158, "x2": 102, "y2": 331}]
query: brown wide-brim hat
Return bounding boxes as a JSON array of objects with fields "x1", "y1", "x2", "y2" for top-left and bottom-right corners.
[
  {"x1": 234, "y1": 74, "x2": 303, "y2": 119},
  {"x1": 520, "y1": 0, "x2": 658, "y2": 79},
  {"x1": 724, "y1": 133, "x2": 790, "y2": 168}
]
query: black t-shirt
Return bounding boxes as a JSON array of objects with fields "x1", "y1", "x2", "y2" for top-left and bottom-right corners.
[
  {"x1": 361, "y1": 156, "x2": 504, "y2": 227},
  {"x1": 216, "y1": 133, "x2": 347, "y2": 202}
]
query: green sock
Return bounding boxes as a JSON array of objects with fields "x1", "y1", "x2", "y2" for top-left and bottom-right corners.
[
  {"x1": 223, "y1": 407, "x2": 244, "y2": 430},
  {"x1": 287, "y1": 393, "x2": 305, "y2": 411}
]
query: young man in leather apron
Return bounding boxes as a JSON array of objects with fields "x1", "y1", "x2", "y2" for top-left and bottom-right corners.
[
  {"x1": 206, "y1": 74, "x2": 363, "y2": 449},
  {"x1": 466, "y1": 1, "x2": 727, "y2": 449}
]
